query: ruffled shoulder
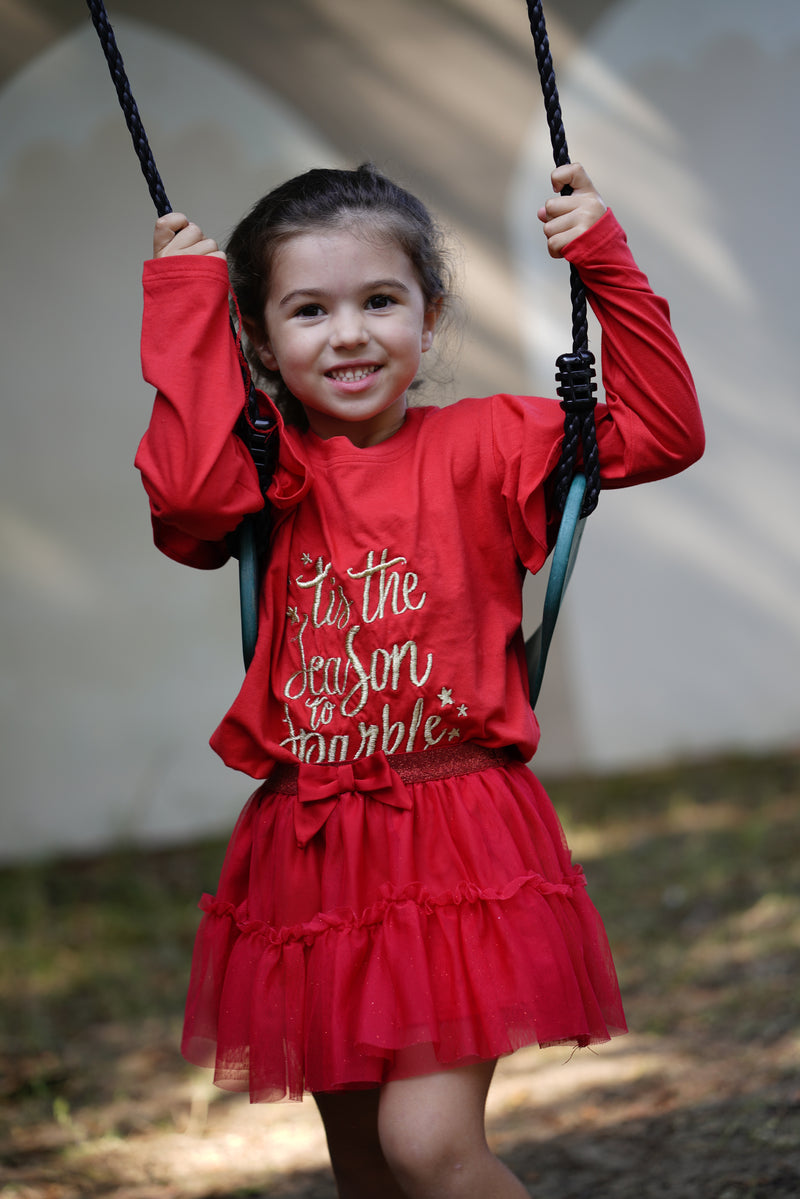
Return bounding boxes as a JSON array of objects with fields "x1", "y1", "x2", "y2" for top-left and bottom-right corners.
[
  {"x1": 267, "y1": 413, "x2": 313, "y2": 510},
  {"x1": 435, "y1": 393, "x2": 565, "y2": 575},
  {"x1": 489, "y1": 393, "x2": 565, "y2": 574}
]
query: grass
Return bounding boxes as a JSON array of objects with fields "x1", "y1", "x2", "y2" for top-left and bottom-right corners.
[
  {"x1": 0, "y1": 839, "x2": 225, "y2": 1054},
  {"x1": 552, "y1": 752, "x2": 800, "y2": 1045}
]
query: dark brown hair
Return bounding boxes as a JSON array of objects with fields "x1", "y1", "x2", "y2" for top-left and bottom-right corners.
[{"x1": 226, "y1": 164, "x2": 451, "y2": 425}]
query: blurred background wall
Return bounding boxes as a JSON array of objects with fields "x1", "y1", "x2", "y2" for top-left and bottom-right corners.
[{"x1": 1, "y1": 0, "x2": 798, "y2": 861}]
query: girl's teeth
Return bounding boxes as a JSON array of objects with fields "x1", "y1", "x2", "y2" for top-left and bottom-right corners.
[{"x1": 330, "y1": 367, "x2": 377, "y2": 381}]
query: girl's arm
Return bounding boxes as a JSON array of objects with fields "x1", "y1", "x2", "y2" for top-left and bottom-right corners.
[
  {"x1": 135, "y1": 217, "x2": 268, "y2": 566},
  {"x1": 540, "y1": 165, "x2": 704, "y2": 484}
]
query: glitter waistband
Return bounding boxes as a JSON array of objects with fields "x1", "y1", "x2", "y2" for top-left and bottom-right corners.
[{"x1": 266, "y1": 742, "x2": 512, "y2": 796}]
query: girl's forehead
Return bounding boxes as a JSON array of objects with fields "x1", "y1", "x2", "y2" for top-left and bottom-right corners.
[
  {"x1": 269, "y1": 226, "x2": 419, "y2": 289},
  {"x1": 276, "y1": 222, "x2": 400, "y2": 260}
]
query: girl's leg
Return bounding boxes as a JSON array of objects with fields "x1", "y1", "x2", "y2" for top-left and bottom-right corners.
[
  {"x1": 377, "y1": 1060, "x2": 530, "y2": 1199},
  {"x1": 313, "y1": 1088, "x2": 407, "y2": 1199}
]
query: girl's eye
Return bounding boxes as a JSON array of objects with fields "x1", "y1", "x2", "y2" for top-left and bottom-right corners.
[
  {"x1": 366, "y1": 294, "x2": 395, "y2": 311},
  {"x1": 294, "y1": 303, "x2": 324, "y2": 318}
]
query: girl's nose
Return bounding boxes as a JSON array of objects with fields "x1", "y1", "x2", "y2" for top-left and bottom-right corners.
[{"x1": 329, "y1": 307, "x2": 368, "y2": 349}]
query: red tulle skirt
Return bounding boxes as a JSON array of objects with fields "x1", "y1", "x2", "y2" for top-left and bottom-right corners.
[{"x1": 181, "y1": 747, "x2": 627, "y2": 1101}]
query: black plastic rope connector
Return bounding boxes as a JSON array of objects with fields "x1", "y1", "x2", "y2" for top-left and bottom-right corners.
[
  {"x1": 247, "y1": 410, "x2": 279, "y2": 495},
  {"x1": 228, "y1": 392, "x2": 278, "y2": 565},
  {"x1": 554, "y1": 349, "x2": 600, "y2": 517},
  {"x1": 556, "y1": 350, "x2": 597, "y2": 414},
  {"x1": 233, "y1": 372, "x2": 278, "y2": 498}
]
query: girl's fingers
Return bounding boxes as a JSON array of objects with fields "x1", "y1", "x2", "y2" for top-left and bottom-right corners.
[
  {"x1": 153, "y1": 212, "x2": 189, "y2": 255},
  {"x1": 539, "y1": 206, "x2": 605, "y2": 257},
  {"x1": 170, "y1": 233, "x2": 226, "y2": 257},
  {"x1": 539, "y1": 214, "x2": 580, "y2": 259},
  {"x1": 541, "y1": 212, "x2": 580, "y2": 239},
  {"x1": 541, "y1": 194, "x2": 578, "y2": 220},
  {"x1": 538, "y1": 163, "x2": 606, "y2": 257},
  {"x1": 551, "y1": 161, "x2": 594, "y2": 194},
  {"x1": 152, "y1": 214, "x2": 225, "y2": 259},
  {"x1": 542, "y1": 186, "x2": 605, "y2": 221}
]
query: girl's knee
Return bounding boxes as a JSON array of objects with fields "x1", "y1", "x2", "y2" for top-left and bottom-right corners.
[
  {"x1": 379, "y1": 1119, "x2": 478, "y2": 1195},
  {"x1": 377, "y1": 1063, "x2": 496, "y2": 1195}
]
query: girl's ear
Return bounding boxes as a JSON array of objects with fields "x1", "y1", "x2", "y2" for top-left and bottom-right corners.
[
  {"x1": 242, "y1": 317, "x2": 279, "y2": 372},
  {"x1": 421, "y1": 298, "x2": 442, "y2": 353}
]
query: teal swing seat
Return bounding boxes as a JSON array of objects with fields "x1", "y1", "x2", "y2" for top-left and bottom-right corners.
[
  {"x1": 237, "y1": 515, "x2": 260, "y2": 671},
  {"x1": 525, "y1": 472, "x2": 587, "y2": 708}
]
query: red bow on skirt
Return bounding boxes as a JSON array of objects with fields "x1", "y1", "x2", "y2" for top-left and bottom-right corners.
[{"x1": 294, "y1": 751, "x2": 413, "y2": 847}]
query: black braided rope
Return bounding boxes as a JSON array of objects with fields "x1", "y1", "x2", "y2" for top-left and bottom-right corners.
[
  {"x1": 525, "y1": 0, "x2": 600, "y2": 516},
  {"x1": 85, "y1": 0, "x2": 171, "y2": 217},
  {"x1": 85, "y1": 0, "x2": 274, "y2": 453}
]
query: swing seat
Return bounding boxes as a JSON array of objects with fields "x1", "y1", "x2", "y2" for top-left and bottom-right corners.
[{"x1": 525, "y1": 472, "x2": 587, "y2": 707}]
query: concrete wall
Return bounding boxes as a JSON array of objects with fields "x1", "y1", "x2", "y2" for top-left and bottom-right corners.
[{"x1": 1, "y1": 0, "x2": 798, "y2": 860}]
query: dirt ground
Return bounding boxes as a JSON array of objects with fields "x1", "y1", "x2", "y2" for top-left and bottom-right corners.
[
  {"x1": 4, "y1": 1021, "x2": 798, "y2": 1198},
  {"x1": 1, "y1": 752, "x2": 799, "y2": 1197}
]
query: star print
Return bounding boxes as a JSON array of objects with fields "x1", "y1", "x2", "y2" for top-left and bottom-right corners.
[
  {"x1": 447, "y1": 727, "x2": 461, "y2": 741},
  {"x1": 457, "y1": 704, "x2": 468, "y2": 718},
  {"x1": 437, "y1": 687, "x2": 453, "y2": 707},
  {"x1": 301, "y1": 552, "x2": 313, "y2": 565},
  {"x1": 286, "y1": 606, "x2": 300, "y2": 624}
]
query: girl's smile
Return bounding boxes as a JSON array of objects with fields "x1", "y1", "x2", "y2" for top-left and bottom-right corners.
[{"x1": 254, "y1": 227, "x2": 439, "y2": 446}]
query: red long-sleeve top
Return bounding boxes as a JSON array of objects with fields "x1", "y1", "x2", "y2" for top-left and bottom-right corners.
[{"x1": 136, "y1": 211, "x2": 704, "y2": 775}]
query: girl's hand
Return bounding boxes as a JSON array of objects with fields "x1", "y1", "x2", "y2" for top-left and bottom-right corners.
[
  {"x1": 152, "y1": 213, "x2": 227, "y2": 259},
  {"x1": 537, "y1": 163, "x2": 606, "y2": 258}
]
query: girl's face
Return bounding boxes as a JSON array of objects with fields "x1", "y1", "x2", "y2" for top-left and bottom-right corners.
[{"x1": 254, "y1": 227, "x2": 439, "y2": 446}]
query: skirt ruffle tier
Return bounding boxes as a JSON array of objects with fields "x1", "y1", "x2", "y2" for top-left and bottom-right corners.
[{"x1": 181, "y1": 752, "x2": 627, "y2": 1101}]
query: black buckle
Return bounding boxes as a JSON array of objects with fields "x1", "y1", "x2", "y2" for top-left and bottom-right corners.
[
  {"x1": 555, "y1": 350, "x2": 597, "y2": 415},
  {"x1": 248, "y1": 412, "x2": 277, "y2": 494}
]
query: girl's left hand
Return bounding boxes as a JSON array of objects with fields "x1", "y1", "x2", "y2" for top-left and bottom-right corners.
[
  {"x1": 537, "y1": 163, "x2": 606, "y2": 258},
  {"x1": 152, "y1": 212, "x2": 227, "y2": 260}
]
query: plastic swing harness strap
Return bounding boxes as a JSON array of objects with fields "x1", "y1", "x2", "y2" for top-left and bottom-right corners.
[{"x1": 85, "y1": 0, "x2": 598, "y2": 703}]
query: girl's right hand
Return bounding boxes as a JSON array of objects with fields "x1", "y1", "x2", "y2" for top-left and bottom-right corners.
[
  {"x1": 153, "y1": 213, "x2": 227, "y2": 259},
  {"x1": 537, "y1": 164, "x2": 606, "y2": 258}
]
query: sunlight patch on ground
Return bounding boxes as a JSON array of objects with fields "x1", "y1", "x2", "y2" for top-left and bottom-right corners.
[{"x1": 563, "y1": 792, "x2": 797, "y2": 861}]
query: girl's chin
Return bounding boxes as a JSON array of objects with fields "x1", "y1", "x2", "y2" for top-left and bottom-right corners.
[{"x1": 305, "y1": 398, "x2": 408, "y2": 445}]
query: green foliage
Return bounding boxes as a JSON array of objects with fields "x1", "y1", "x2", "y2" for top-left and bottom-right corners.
[
  {"x1": 0, "y1": 839, "x2": 225, "y2": 1052},
  {"x1": 547, "y1": 751, "x2": 800, "y2": 1043}
]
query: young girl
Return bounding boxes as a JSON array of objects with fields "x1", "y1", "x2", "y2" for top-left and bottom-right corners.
[{"x1": 136, "y1": 162, "x2": 703, "y2": 1198}]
